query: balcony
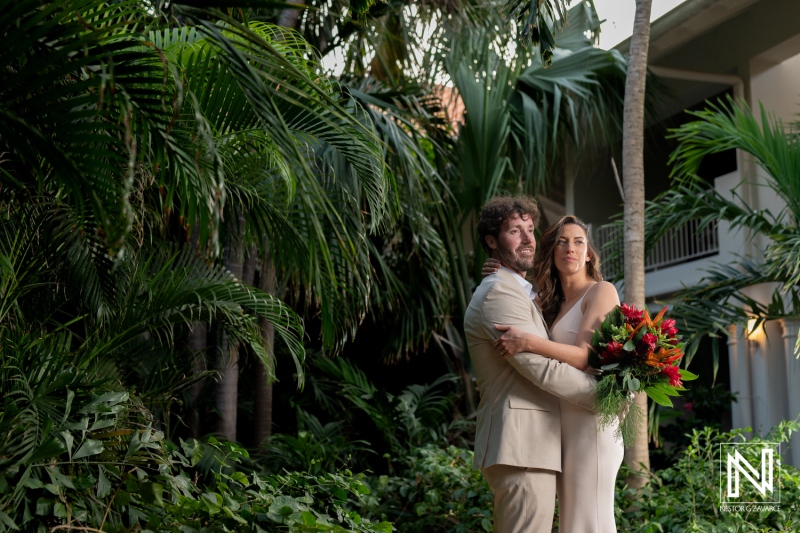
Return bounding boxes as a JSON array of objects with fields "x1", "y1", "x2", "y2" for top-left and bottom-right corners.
[{"x1": 594, "y1": 219, "x2": 720, "y2": 280}]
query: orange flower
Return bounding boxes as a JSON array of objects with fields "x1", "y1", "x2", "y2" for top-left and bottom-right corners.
[{"x1": 644, "y1": 351, "x2": 663, "y2": 368}]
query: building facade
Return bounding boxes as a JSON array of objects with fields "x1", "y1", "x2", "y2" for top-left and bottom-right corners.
[{"x1": 564, "y1": 0, "x2": 800, "y2": 466}]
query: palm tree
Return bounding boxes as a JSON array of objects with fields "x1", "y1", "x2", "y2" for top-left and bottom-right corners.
[
  {"x1": 643, "y1": 98, "x2": 800, "y2": 358},
  {"x1": 620, "y1": 0, "x2": 653, "y2": 488},
  {"x1": 317, "y1": 0, "x2": 629, "y2": 411},
  {"x1": 0, "y1": 0, "x2": 393, "y2": 444}
]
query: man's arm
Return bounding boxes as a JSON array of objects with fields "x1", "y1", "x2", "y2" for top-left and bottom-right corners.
[{"x1": 482, "y1": 281, "x2": 597, "y2": 410}]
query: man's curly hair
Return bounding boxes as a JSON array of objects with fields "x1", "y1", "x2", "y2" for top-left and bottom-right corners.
[{"x1": 477, "y1": 195, "x2": 540, "y2": 254}]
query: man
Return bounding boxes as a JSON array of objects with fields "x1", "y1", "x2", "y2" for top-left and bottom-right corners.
[{"x1": 463, "y1": 195, "x2": 597, "y2": 532}]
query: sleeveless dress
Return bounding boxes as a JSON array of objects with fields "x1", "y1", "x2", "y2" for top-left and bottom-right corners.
[{"x1": 551, "y1": 293, "x2": 624, "y2": 533}]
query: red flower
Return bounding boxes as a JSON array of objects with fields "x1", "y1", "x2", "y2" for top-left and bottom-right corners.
[
  {"x1": 660, "y1": 318, "x2": 678, "y2": 338},
  {"x1": 641, "y1": 333, "x2": 658, "y2": 351},
  {"x1": 601, "y1": 341, "x2": 623, "y2": 361},
  {"x1": 684, "y1": 402, "x2": 693, "y2": 411},
  {"x1": 620, "y1": 303, "x2": 644, "y2": 325},
  {"x1": 661, "y1": 365, "x2": 682, "y2": 387}
]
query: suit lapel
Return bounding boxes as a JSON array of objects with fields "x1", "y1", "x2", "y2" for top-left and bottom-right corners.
[
  {"x1": 532, "y1": 301, "x2": 550, "y2": 337},
  {"x1": 495, "y1": 268, "x2": 549, "y2": 337}
]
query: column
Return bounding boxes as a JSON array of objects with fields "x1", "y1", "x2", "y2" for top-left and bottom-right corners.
[
  {"x1": 749, "y1": 322, "x2": 771, "y2": 437},
  {"x1": 728, "y1": 324, "x2": 752, "y2": 434},
  {"x1": 781, "y1": 319, "x2": 800, "y2": 468}
]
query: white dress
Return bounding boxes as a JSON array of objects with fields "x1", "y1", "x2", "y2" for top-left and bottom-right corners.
[{"x1": 551, "y1": 294, "x2": 624, "y2": 532}]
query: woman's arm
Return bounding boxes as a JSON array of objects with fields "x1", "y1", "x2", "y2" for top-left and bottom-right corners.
[
  {"x1": 493, "y1": 282, "x2": 621, "y2": 371},
  {"x1": 575, "y1": 281, "x2": 620, "y2": 352},
  {"x1": 493, "y1": 325, "x2": 593, "y2": 370}
]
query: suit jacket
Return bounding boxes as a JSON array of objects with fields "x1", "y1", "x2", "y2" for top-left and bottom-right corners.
[{"x1": 464, "y1": 268, "x2": 597, "y2": 471}]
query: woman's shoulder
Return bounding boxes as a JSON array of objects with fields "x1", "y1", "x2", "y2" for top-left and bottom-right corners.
[{"x1": 583, "y1": 281, "x2": 620, "y2": 309}]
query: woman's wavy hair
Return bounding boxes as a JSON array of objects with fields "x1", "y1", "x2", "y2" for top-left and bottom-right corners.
[{"x1": 533, "y1": 215, "x2": 603, "y2": 327}]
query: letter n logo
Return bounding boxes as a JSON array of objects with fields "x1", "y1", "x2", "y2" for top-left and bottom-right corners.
[{"x1": 720, "y1": 443, "x2": 780, "y2": 504}]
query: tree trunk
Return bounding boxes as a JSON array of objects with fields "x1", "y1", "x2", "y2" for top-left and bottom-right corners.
[
  {"x1": 277, "y1": 0, "x2": 306, "y2": 31},
  {"x1": 622, "y1": 0, "x2": 653, "y2": 489},
  {"x1": 216, "y1": 221, "x2": 246, "y2": 441},
  {"x1": 255, "y1": 241, "x2": 276, "y2": 444},
  {"x1": 187, "y1": 225, "x2": 208, "y2": 439},
  {"x1": 187, "y1": 322, "x2": 207, "y2": 439}
]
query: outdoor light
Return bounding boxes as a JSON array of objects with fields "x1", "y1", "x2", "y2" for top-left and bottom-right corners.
[{"x1": 747, "y1": 318, "x2": 764, "y2": 339}]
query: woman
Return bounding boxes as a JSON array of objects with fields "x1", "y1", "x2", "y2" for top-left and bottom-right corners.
[{"x1": 483, "y1": 215, "x2": 624, "y2": 533}]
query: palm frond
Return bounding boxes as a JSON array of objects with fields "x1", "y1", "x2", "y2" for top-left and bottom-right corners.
[
  {"x1": 669, "y1": 258, "x2": 799, "y2": 363},
  {"x1": 669, "y1": 97, "x2": 800, "y2": 219},
  {"x1": 0, "y1": 0, "x2": 214, "y2": 251},
  {"x1": 94, "y1": 245, "x2": 306, "y2": 385}
]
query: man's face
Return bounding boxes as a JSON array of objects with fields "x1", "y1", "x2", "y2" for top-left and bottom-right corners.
[{"x1": 486, "y1": 213, "x2": 536, "y2": 275}]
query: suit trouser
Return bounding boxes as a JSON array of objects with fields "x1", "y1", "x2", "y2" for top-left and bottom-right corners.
[{"x1": 482, "y1": 464, "x2": 556, "y2": 533}]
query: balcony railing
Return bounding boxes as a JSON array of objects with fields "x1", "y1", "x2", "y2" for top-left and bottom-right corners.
[{"x1": 593, "y1": 219, "x2": 720, "y2": 280}]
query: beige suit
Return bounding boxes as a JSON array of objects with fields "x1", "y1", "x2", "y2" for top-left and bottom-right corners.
[{"x1": 464, "y1": 268, "x2": 597, "y2": 532}]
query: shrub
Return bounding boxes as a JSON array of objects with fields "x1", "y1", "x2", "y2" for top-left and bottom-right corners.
[
  {"x1": 0, "y1": 339, "x2": 392, "y2": 532},
  {"x1": 363, "y1": 444, "x2": 493, "y2": 532},
  {"x1": 163, "y1": 438, "x2": 393, "y2": 532},
  {"x1": 615, "y1": 420, "x2": 800, "y2": 532}
]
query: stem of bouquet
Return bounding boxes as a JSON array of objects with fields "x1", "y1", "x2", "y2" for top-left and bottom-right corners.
[{"x1": 621, "y1": 0, "x2": 653, "y2": 491}]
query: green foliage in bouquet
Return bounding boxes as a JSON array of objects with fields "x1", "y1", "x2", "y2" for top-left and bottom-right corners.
[{"x1": 589, "y1": 304, "x2": 699, "y2": 446}]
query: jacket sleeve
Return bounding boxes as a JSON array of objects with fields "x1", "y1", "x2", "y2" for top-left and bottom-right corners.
[{"x1": 481, "y1": 280, "x2": 597, "y2": 410}]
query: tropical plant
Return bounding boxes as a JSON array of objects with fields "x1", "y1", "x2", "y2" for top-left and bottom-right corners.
[
  {"x1": 362, "y1": 444, "x2": 493, "y2": 532},
  {"x1": 148, "y1": 6, "x2": 394, "y2": 440},
  {"x1": 640, "y1": 98, "x2": 800, "y2": 360},
  {"x1": 260, "y1": 410, "x2": 374, "y2": 475},
  {"x1": 2, "y1": 0, "x2": 410, "y2": 465},
  {"x1": 276, "y1": 355, "x2": 468, "y2": 473},
  {"x1": 0, "y1": 350, "x2": 392, "y2": 532},
  {"x1": 615, "y1": 420, "x2": 800, "y2": 532}
]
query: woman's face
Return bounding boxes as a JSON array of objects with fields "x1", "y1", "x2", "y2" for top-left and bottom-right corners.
[{"x1": 553, "y1": 223, "x2": 590, "y2": 277}]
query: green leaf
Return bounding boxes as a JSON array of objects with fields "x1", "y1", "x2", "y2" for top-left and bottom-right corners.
[
  {"x1": 24, "y1": 477, "x2": 44, "y2": 490},
  {"x1": 623, "y1": 340, "x2": 636, "y2": 352},
  {"x1": 202, "y1": 492, "x2": 223, "y2": 514},
  {"x1": 629, "y1": 377, "x2": 641, "y2": 391},
  {"x1": 53, "y1": 503, "x2": 68, "y2": 519},
  {"x1": 301, "y1": 511, "x2": 317, "y2": 526},
  {"x1": 35, "y1": 498, "x2": 52, "y2": 516},
  {"x1": 28, "y1": 438, "x2": 67, "y2": 463},
  {"x1": 141, "y1": 482, "x2": 164, "y2": 507},
  {"x1": 230, "y1": 471, "x2": 249, "y2": 486},
  {"x1": 60, "y1": 431, "x2": 75, "y2": 460},
  {"x1": 679, "y1": 369, "x2": 699, "y2": 381},
  {"x1": 73, "y1": 439, "x2": 104, "y2": 459},
  {"x1": 116, "y1": 491, "x2": 130, "y2": 507},
  {"x1": 45, "y1": 468, "x2": 75, "y2": 490},
  {"x1": 645, "y1": 387, "x2": 674, "y2": 407},
  {"x1": 600, "y1": 363, "x2": 619, "y2": 370},
  {"x1": 653, "y1": 383, "x2": 680, "y2": 396},
  {"x1": 0, "y1": 511, "x2": 18, "y2": 530},
  {"x1": 97, "y1": 467, "x2": 111, "y2": 499}
]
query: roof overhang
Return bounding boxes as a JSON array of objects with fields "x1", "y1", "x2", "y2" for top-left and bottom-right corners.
[{"x1": 615, "y1": 0, "x2": 761, "y2": 62}]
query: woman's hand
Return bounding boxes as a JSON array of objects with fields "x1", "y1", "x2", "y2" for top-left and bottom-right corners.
[
  {"x1": 492, "y1": 324, "x2": 530, "y2": 358},
  {"x1": 481, "y1": 258, "x2": 502, "y2": 277}
]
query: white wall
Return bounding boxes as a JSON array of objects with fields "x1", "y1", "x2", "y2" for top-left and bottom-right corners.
[{"x1": 750, "y1": 52, "x2": 800, "y2": 125}]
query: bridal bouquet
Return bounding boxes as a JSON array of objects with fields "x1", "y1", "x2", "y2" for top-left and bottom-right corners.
[{"x1": 588, "y1": 304, "x2": 698, "y2": 446}]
